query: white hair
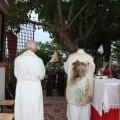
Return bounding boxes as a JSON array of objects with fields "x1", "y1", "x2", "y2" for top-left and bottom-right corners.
[{"x1": 25, "y1": 40, "x2": 37, "y2": 52}]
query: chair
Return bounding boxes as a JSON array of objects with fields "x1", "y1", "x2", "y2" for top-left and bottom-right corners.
[{"x1": 0, "y1": 113, "x2": 14, "y2": 120}]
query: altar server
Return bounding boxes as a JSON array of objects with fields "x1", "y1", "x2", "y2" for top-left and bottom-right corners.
[
  {"x1": 64, "y1": 40, "x2": 95, "y2": 120},
  {"x1": 14, "y1": 40, "x2": 45, "y2": 120}
]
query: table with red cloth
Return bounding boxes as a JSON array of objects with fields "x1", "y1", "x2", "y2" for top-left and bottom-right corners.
[{"x1": 91, "y1": 78, "x2": 120, "y2": 120}]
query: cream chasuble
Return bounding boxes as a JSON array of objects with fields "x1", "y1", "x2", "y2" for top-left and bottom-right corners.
[{"x1": 64, "y1": 50, "x2": 95, "y2": 120}]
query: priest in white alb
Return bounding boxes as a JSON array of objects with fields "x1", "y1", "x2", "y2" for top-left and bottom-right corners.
[
  {"x1": 14, "y1": 40, "x2": 45, "y2": 120},
  {"x1": 64, "y1": 40, "x2": 95, "y2": 120}
]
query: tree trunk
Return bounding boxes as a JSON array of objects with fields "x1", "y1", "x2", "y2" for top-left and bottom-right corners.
[
  {"x1": 61, "y1": 32, "x2": 76, "y2": 54},
  {"x1": 103, "y1": 40, "x2": 111, "y2": 62},
  {"x1": 65, "y1": 42, "x2": 76, "y2": 53}
]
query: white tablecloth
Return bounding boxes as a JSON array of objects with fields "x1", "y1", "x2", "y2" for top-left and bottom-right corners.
[{"x1": 92, "y1": 78, "x2": 120, "y2": 116}]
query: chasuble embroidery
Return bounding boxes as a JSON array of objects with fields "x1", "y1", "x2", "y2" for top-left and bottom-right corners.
[
  {"x1": 66, "y1": 52, "x2": 95, "y2": 106},
  {"x1": 72, "y1": 79, "x2": 93, "y2": 105},
  {"x1": 72, "y1": 60, "x2": 89, "y2": 80}
]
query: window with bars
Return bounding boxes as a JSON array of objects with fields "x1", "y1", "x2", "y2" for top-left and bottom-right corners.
[{"x1": 1, "y1": 16, "x2": 35, "y2": 62}]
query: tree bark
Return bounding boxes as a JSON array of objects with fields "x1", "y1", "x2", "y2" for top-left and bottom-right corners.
[{"x1": 103, "y1": 40, "x2": 111, "y2": 62}]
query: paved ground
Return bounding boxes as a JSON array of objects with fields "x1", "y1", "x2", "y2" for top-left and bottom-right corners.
[{"x1": 43, "y1": 89, "x2": 66, "y2": 101}]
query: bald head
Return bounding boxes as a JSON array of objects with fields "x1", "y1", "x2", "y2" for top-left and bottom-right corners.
[{"x1": 25, "y1": 40, "x2": 37, "y2": 52}]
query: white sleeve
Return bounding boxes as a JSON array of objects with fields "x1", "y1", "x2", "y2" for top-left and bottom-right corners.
[
  {"x1": 14, "y1": 57, "x2": 18, "y2": 79},
  {"x1": 92, "y1": 58, "x2": 95, "y2": 73},
  {"x1": 91, "y1": 58, "x2": 95, "y2": 73},
  {"x1": 38, "y1": 59, "x2": 46, "y2": 81},
  {"x1": 63, "y1": 59, "x2": 69, "y2": 74}
]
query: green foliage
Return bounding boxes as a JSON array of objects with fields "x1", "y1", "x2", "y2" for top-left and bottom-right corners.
[
  {"x1": 16, "y1": 50, "x2": 25, "y2": 56},
  {"x1": 46, "y1": 62, "x2": 64, "y2": 72},
  {"x1": 112, "y1": 41, "x2": 120, "y2": 66},
  {"x1": 15, "y1": 41, "x2": 68, "y2": 65},
  {"x1": 8, "y1": 0, "x2": 120, "y2": 56},
  {"x1": 36, "y1": 41, "x2": 68, "y2": 65}
]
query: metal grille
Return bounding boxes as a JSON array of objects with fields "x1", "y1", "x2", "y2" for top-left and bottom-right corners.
[{"x1": 2, "y1": 16, "x2": 35, "y2": 62}]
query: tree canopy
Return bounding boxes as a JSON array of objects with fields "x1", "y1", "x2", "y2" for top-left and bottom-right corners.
[{"x1": 8, "y1": 0, "x2": 120, "y2": 62}]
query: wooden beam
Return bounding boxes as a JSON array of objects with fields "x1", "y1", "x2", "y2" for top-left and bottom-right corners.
[{"x1": 0, "y1": 0, "x2": 10, "y2": 15}]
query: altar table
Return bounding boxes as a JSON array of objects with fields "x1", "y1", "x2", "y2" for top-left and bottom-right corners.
[{"x1": 91, "y1": 78, "x2": 120, "y2": 120}]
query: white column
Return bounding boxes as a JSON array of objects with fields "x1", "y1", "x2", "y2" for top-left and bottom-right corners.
[{"x1": 0, "y1": 67, "x2": 5, "y2": 101}]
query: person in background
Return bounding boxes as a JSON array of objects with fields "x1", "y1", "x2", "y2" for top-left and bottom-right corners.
[
  {"x1": 103, "y1": 65, "x2": 111, "y2": 77},
  {"x1": 14, "y1": 40, "x2": 45, "y2": 120},
  {"x1": 63, "y1": 40, "x2": 95, "y2": 120}
]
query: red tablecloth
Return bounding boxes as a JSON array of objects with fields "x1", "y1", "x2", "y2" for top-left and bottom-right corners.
[{"x1": 91, "y1": 105, "x2": 119, "y2": 120}]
